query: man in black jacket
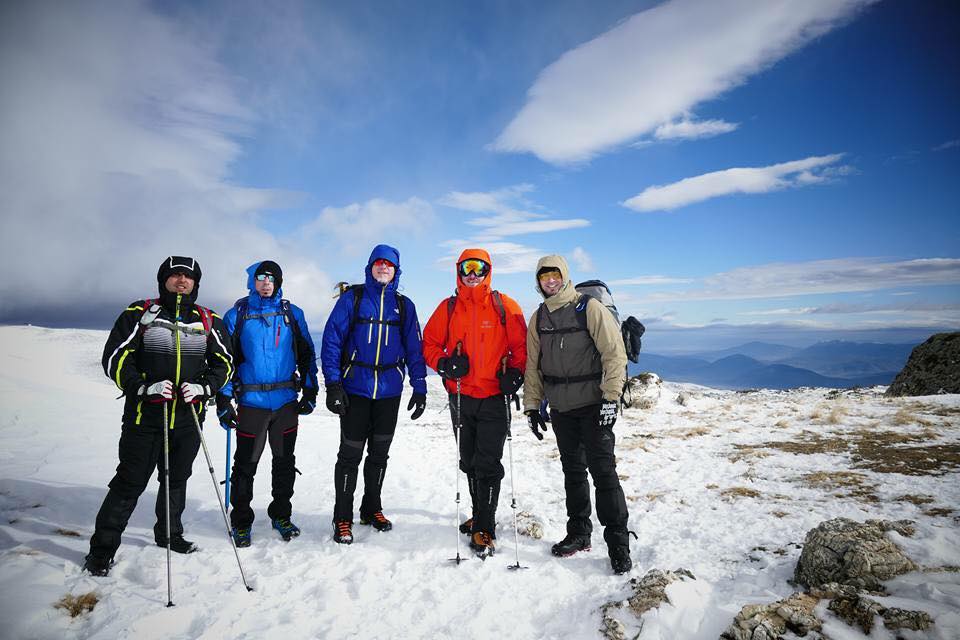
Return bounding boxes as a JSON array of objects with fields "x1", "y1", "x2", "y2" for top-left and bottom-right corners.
[{"x1": 84, "y1": 256, "x2": 234, "y2": 576}]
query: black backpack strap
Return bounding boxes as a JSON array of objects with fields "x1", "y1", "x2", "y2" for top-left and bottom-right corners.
[
  {"x1": 491, "y1": 290, "x2": 506, "y2": 326},
  {"x1": 230, "y1": 298, "x2": 248, "y2": 368},
  {"x1": 396, "y1": 293, "x2": 407, "y2": 348},
  {"x1": 443, "y1": 294, "x2": 457, "y2": 354},
  {"x1": 339, "y1": 285, "x2": 365, "y2": 368}
]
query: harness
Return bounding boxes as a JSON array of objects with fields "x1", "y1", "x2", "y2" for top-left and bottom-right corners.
[
  {"x1": 231, "y1": 297, "x2": 304, "y2": 395},
  {"x1": 536, "y1": 295, "x2": 602, "y2": 386},
  {"x1": 140, "y1": 298, "x2": 213, "y2": 335},
  {"x1": 340, "y1": 284, "x2": 409, "y2": 373}
]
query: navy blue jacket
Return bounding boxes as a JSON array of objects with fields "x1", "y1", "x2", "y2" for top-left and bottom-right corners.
[
  {"x1": 222, "y1": 263, "x2": 319, "y2": 411},
  {"x1": 320, "y1": 245, "x2": 427, "y2": 399}
]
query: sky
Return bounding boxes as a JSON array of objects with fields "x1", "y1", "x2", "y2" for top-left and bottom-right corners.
[{"x1": 0, "y1": 0, "x2": 958, "y2": 353}]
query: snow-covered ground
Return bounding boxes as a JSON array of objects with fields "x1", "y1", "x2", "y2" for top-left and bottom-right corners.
[{"x1": 1, "y1": 326, "x2": 958, "y2": 640}]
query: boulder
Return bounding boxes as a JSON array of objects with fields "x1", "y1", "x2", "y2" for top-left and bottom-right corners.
[
  {"x1": 824, "y1": 588, "x2": 933, "y2": 634},
  {"x1": 886, "y1": 332, "x2": 960, "y2": 396},
  {"x1": 514, "y1": 511, "x2": 544, "y2": 539},
  {"x1": 720, "y1": 592, "x2": 821, "y2": 640},
  {"x1": 625, "y1": 372, "x2": 661, "y2": 409},
  {"x1": 793, "y1": 518, "x2": 917, "y2": 591}
]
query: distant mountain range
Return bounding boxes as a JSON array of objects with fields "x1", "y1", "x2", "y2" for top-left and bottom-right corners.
[{"x1": 631, "y1": 341, "x2": 917, "y2": 390}]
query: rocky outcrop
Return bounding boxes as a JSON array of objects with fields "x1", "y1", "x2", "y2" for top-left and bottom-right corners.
[
  {"x1": 824, "y1": 586, "x2": 933, "y2": 634},
  {"x1": 599, "y1": 568, "x2": 695, "y2": 640},
  {"x1": 624, "y1": 372, "x2": 661, "y2": 409},
  {"x1": 720, "y1": 592, "x2": 821, "y2": 640},
  {"x1": 886, "y1": 332, "x2": 960, "y2": 396},
  {"x1": 793, "y1": 518, "x2": 917, "y2": 590},
  {"x1": 514, "y1": 511, "x2": 544, "y2": 539}
]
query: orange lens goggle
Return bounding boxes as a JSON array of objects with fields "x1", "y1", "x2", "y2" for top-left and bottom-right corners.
[
  {"x1": 372, "y1": 258, "x2": 395, "y2": 269},
  {"x1": 537, "y1": 269, "x2": 562, "y2": 282},
  {"x1": 458, "y1": 259, "x2": 490, "y2": 278}
]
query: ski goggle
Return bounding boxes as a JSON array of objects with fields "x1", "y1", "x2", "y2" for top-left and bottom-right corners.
[
  {"x1": 538, "y1": 269, "x2": 562, "y2": 283},
  {"x1": 458, "y1": 259, "x2": 490, "y2": 278},
  {"x1": 372, "y1": 258, "x2": 396, "y2": 270},
  {"x1": 255, "y1": 273, "x2": 275, "y2": 283}
]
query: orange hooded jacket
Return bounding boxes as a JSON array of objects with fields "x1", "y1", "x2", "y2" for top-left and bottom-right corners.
[{"x1": 422, "y1": 249, "x2": 527, "y2": 398}]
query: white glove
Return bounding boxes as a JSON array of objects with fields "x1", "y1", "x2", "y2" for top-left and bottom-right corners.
[
  {"x1": 144, "y1": 380, "x2": 174, "y2": 403},
  {"x1": 180, "y1": 381, "x2": 210, "y2": 404}
]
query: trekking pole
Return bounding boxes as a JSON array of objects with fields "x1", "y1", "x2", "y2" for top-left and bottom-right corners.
[
  {"x1": 189, "y1": 404, "x2": 254, "y2": 592},
  {"x1": 162, "y1": 401, "x2": 174, "y2": 607},
  {"x1": 223, "y1": 427, "x2": 232, "y2": 506},
  {"x1": 449, "y1": 342, "x2": 466, "y2": 565},
  {"x1": 502, "y1": 359, "x2": 528, "y2": 571}
]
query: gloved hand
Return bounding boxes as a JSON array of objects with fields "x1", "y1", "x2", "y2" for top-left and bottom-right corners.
[
  {"x1": 298, "y1": 387, "x2": 318, "y2": 415},
  {"x1": 407, "y1": 393, "x2": 426, "y2": 420},
  {"x1": 437, "y1": 353, "x2": 469, "y2": 380},
  {"x1": 526, "y1": 409, "x2": 548, "y2": 441},
  {"x1": 497, "y1": 367, "x2": 523, "y2": 396},
  {"x1": 216, "y1": 394, "x2": 238, "y2": 430},
  {"x1": 143, "y1": 380, "x2": 174, "y2": 403},
  {"x1": 180, "y1": 381, "x2": 211, "y2": 404},
  {"x1": 325, "y1": 383, "x2": 349, "y2": 416},
  {"x1": 599, "y1": 400, "x2": 618, "y2": 428}
]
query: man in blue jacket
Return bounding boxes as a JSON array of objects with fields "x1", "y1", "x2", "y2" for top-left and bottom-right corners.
[
  {"x1": 321, "y1": 245, "x2": 427, "y2": 544},
  {"x1": 216, "y1": 260, "x2": 319, "y2": 547}
]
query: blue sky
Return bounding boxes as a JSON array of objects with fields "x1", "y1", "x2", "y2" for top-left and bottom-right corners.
[{"x1": 1, "y1": 0, "x2": 957, "y2": 352}]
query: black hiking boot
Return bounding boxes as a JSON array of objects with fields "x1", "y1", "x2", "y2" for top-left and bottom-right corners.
[
  {"x1": 359, "y1": 511, "x2": 393, "y2": 532},
  {"x1": 469, "y1": 531, "x2": 496, "y2": 559},
  {"x1": 272, "y1": 518, "x2": 301, "y2": 541},
  {"x1": 551, "y1": 534, "x2": 591, "y2": 557},
  {"x1": 333, "y1": 520, "x2": 353, "y2": 545},
  {"x1": 232, "y1": 527, "x2": 252, "y2": 548},
  {"x1": 155, "y1": 534, "x2": 198, "y2": 554},
  {"x1": 459, "y1": 518, "x2": 473, "y2": 535},
  {"x1": 610, "y1": 546, "x2": 633, "y2": 575},
  {"x1": 83, "y1": 554, "x2": 112, "y2": 577}
]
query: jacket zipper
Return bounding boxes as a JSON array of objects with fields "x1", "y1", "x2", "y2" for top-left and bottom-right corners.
[
  {"x1": 372, "y1": 285, "x2": 386, "y2": 399},
  {"x1": 171, "y1": 294, "x2": 182, "y2": 430}
]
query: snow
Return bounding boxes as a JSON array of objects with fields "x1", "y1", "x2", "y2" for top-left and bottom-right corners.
[{"x1": 1, "y1": 325, "x2": 958, "y2": 639}]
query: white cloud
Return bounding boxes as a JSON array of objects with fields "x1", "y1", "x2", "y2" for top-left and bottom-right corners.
[
  {"x1": 571, "y1": 247, "x2": 594, "y2": 272},
  {"x1": 623, "y1": 154, "x2": 847, "y2": 212},
  {"x1": 609, "y1": 275, "x2": 695, "y2": 286},
  {"x1": 438, "y1": 185, "x2": 589, "y2": 240},
  {"x1": 653, "y1": 118, "x2": 739, "y2": 141},
  {"x1": 933, "y1": 139, "x2": 960, "y2": 151},
  {"x1": 301, "y1": 197, "x2": 435, "y2": 254},
  {"x1": 493, "y1": 0, "x2": 875, "y2": 164},
  {"x1": 642, "y1": 257, "x2": 960, "y2": 302},
  {"x1": 437, "y1": 240, "x2": 542, "y2": 275}
]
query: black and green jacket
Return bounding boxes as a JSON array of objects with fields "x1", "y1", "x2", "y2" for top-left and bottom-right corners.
[{"x1": 102, "y1": 291, "x2": 234, "y2": 429}]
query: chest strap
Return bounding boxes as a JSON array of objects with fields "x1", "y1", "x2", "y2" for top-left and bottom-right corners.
[{"x1": 542, "y1": 372, "x2": 603, "y2": 385}]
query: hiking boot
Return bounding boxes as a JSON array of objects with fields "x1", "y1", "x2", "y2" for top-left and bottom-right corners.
[
  {"x1": 83, "y1": 554, "x2": 112, "y2": 577},
  {"x1": 610, "y1": 546, "x2": 633, "y2": 575},
  {"x1": 459, "y1": 518, "x2": 473, "y2": 535},
  {"x1": 232, "y1": 527, "x2": 252, "y2": 548},
  {"x1": 551, "y1": 534, "x2": 591, "y2": 557},
  {"x1": 333, "y1": 520, "x2": 353, "y2": 545},
  {"x1": 469, "y1": 531, "x2": 496, "y2": 559},
  {"x1": 272, "y1": 518, "x2": 301, "y2": 541},
  {"x1": 359, "y1": 511, "x2": 393, "y2": 532},
  {"x1": 155, "y1": 535, "x2": 198, "y2": 554}
]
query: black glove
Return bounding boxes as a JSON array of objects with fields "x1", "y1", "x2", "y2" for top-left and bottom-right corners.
[
  {"x1": 497, "y1": 367, "x2": 523, "y2": 396},
  {"x1": 407, "y1": 393, "x2": 426, "y2": 420},
  {"x1": 437, "y1": 354, "x2": 469, "y2": 380},
  {"x1": 180, "y1": 380, "x2": 211, "y2": 405},
  {"x1": 325, "y1": 383, "x2": 349, "y2": 416},
  {"x1": 599, "y1": 400, "x2": 618, "y2": 428},
  {"x1": 526, "y1": 409, "x2": 547, "y2": 441},
  {"x1": 216, "y1": 394, "x2": 238, "y2": 430},
  {"x1": 298, "y1": 387, "x2": 318, "y2": 415}
]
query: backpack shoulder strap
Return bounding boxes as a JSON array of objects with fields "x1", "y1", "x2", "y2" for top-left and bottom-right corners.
[
  {"x1": 396, "y1": 293, "x2": 407, "y2": 344},
  {"x1": 443, "y1": 293, "x2": 458, "y2": 353},
  {"x1": 194, "y1": 305, "x2": 213, "y2": 333},
  {"x1": 491, "y1": 290, "x2": 506, "y2": 326},
  {"x1": 139, "y1": 299, "x2": 161, "y2": 330},
  {"x1": 281, "y1": 298, "x2": 303, "y2": 362},
  {"x1": 574, "y1": 293, "x2": 590, "y2": 330}
]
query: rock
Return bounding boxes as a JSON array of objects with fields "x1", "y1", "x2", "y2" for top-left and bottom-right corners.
[
  {"x1": 827, "y1": 592, "x2": 934, "y2": 633},
  {"x1": 720, "y1": 592, "x2": 821, "y2": 640},
  {"x1": 886, "y1": 332, "x2": 960, "y2": 396},
  {"x1": 793, "y1": 518, "x2": 917, "y2": 591},
  {"x1": 514, "y1": 511, "x2": 544, "y2": 539},
  {"x1": 599, "y1": 568, "x2": 695, "y2": 640},
  {"x1": 624, "y1": 372, "x2": 661, "y2": 409}
]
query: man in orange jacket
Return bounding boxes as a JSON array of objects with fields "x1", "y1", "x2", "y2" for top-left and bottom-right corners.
[{"x1": 422, "y1": 249, "x2": 527, "y2": 558}]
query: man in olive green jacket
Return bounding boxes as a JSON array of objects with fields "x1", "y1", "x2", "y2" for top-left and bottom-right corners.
[{"x1": 523, "y1": 254, "x2": 633, "y2": 574}]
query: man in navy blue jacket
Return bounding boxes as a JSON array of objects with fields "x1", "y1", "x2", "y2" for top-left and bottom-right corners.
[
  {"x1": 321, "y1": 244, "x2": 427, "y2": 544},
  {"x1": 216, "y1": 260, "x2": 319, "y2": 547}
]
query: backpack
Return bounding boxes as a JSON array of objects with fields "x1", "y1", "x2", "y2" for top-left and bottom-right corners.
[
  {"x1": 442, "y1": 289, "x2": 506, "y2": 352},
  {"x1": 230, "y1": 297, "x2": 304, "y2": 367},
  {"x1": 573, "y1": 280, "x2": 644, "y2": 364},
  {"x1": 335, "y1": 283, "x2": 409, "y2": 371}
]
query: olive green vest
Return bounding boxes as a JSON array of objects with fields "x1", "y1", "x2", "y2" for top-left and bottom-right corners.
[{"x1": 536, "y1": 296, "x2": 603, "y2": 412}]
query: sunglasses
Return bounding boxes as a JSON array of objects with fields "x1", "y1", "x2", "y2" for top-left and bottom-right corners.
[
  {"x1": 255, "y1": 274, "x2": 275, "y2": 283},
  {"x1": 458, "y1": 259, "x2": 490, "y2": 278},
  {"x1": 372, "y1": 259, "x2": 396, "y2": 269},
  {"x1": 538, "y1": 270, "x2": 562, "y2": 282}
]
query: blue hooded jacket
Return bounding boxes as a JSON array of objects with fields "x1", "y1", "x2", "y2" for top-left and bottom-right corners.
[
  {"x1": 222, "y1": 262, "x2": 319, "y2": 411},
  {"x1": 320, "y1": 244, "x2": 427, "y2": 399}
]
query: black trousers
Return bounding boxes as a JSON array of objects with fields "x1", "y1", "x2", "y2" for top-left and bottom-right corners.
[
  {"x1": 551, "y1": 403, "x2": 630, "y2": 551},
  {"x1": 449, "y1": 393, "x2": 508, "y2": 536},
  {"x1": 333, "y1": 394, "x2": 401, "y2": 521},
  {"x1": 229, "y1": 402, "x2": 298, "y2": 529},
  {"x1": 88, "y1": 422, "x2": 200, "y2": 560}
]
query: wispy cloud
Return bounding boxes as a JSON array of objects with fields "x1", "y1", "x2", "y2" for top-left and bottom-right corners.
[
  {"x1": 571, "y1": 247, "x2": 594, "y2": 272},
  {"x1": 493, "y1": 0, "x2": 876, "y2": 163},
  {"x1": 438, "y1": 185, "x2": 589, "y2": 240},
  {"x1": 741, "y1": 302, "x2": 960, "y2": 316},
  {"x1": 609, "y1": 275, "x2": 695, "y2": 286},
  {"x1": 437, "y1": 240, "x2": 542, "y2": 275},
  {"x1": 623, "y1": 154, "x2": 848, "y2": 212},
  {"x1": 643, "y1": 257, "x2": 960, "y2": 302},
  {"x1": 653, "y1": 118, "x2": 739, "y2": 141},
  {"x1": 301, "y1": 197, "x2": 435, "y2": 254},
  {"x1": 933, "y1": 139, "x2": 960, "y2": 152}
]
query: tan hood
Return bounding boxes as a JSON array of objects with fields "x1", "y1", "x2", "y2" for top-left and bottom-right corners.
[{"x1": 535, "y1": 254, "x2": 577, "y2": 311}]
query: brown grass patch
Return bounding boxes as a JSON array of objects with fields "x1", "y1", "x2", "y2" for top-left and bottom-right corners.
[
  {"x1": 895, "y1": 494, "x2": 936, "y2": 506},
  {"x1": 720, "y1": 486, "x2": 761, "y2": 499},
  {"x1": 54, "y1": 528, "x2": 81, "y2": 537},
  {"x1": 645, "y1": 492, "x2": 666, "y2": 501},
  {"x1": 670, "y1": 426, "x2": 711, "y2": 439},
  {"x1": 771, "y1": 510, "x2": 789, "y2": 519},
  {"x1": 826, "y1": 405, "x2": 849, "y2": 424},
  {"x1": 705, "y1": 483, "x2": 719, "y2": 489},
  {"x1": 774, "y1": 419, "x2": 790, "y2": 428},
  {"x1": 891, "y1": 407, "x2": 934, "y2": 427},
  {"x1": 797, "y1": 470, "x2": 879, "y2": 502},
  {"x1": 922, "y1": 507, "x2": 955, "y2": 518},
  {"x1": 54, "y1": 592, "x2": 98, "y2": 618}
]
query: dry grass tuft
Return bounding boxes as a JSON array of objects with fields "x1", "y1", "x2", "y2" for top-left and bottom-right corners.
[
  {"x1": 670, "y1": 426, "x2": 712, "y2": 439},
  {"x1": 54, "y1": 592, "x2": 98, "y2": 618},
  {"x1": 895, "y1": 494, "x2": 936, "y2": 506},
  {"x1": 771, "y1": 510, "x2": 789, "y2": 519},
  {"x1": 720, "y1": 486, "x2": 761, "y2": 499},
  {"x1": 705, "y1": 483, "x2": 719, "y2": 489},
  {"x1": 891, "y1": 407, "x2": 934, "y2": 427},
  {"x1": 54, "y1": 528, "x2": 81, "y2": 537},
  {"x1": 798, "y1": 470, "x2": 879, "y2": 503},
  {"x1": 774, "y1": 419, "x2": 790, "y2": 428},
  {"x1": 826, "y1": 404, "x2": 849, "y2": 425},
  {"x1": 922, "y1": 507, "x2": 955, "y2": 518}
]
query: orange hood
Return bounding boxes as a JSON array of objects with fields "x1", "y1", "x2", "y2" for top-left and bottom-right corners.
[{"x1": 454, "y1": 248, "x2": 493, "y2": 302}]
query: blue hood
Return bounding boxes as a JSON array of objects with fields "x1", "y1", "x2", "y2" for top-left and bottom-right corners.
[{"x1": 364, "y1": 244, "x2": 401, "y2": 292}]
